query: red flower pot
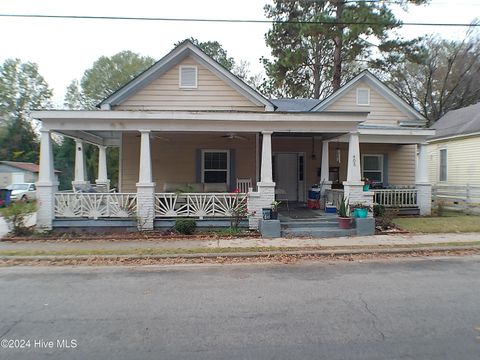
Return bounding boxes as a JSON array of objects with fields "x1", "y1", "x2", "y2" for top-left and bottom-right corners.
[{"x1": 337, "y1": 217, "x2": 352, "y2": 229}]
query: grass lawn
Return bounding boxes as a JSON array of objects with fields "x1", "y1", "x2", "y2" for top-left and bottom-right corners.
[{"x1": 394, "y1": 212, "x2": 480, "y2": 233}]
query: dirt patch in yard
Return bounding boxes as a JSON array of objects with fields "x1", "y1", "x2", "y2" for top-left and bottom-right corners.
[
  {"x1": 1, "y1": 248, "x2": 479, "y2": 267},
  {"x1": 2, "y1": 230, "x2": 261, "y2": 243}
]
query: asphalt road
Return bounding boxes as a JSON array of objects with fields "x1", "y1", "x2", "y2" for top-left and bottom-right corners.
[{"x1": 1, "y1": 257, "x2": 480, "y2": 360}]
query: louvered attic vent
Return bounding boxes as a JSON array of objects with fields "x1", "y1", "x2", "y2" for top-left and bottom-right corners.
[
  {"x1": 179, "y1": 65, "x2": 198, "y2": 89},
  {"x1": 356, "y1": 88, "x2": 370, "y2": 106}
]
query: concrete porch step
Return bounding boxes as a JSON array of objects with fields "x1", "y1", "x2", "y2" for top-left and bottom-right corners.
[
  {"x1": 281, "y1": 227, "x2": 356, "y2": 238},
  {"x1": 281, "y1": 219, "x2": 339, "y2": 229}
]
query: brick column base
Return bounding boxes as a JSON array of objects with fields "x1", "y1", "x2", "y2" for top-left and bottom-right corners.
[
  {"x1": 247, "y1": 182, "x2": 275, "y2": 229},
  {"x1": 136, "y1": 183, "x2": 156, "y2": 230},
  {"x1": 416, "y1": 183, "x2": 432, "y2": 216},
  {"x1": 343, "y1": 181, "x2": 374, "y2": 216},
  {"x1": 36, "y1": 182, "x2": 58, "y2": 231}
]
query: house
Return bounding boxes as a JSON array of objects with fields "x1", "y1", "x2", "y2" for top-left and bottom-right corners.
[
  {"x1": 0, "y1": 161, "x2": 59, "y2": 188},
  {"x1": 427, "y1": 102, "x2": 480, "y2": 207},
  {"x1": 31, "y1": 40, "x2": 434, "y2": 232}
]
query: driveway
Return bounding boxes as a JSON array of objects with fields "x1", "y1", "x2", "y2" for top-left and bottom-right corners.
[{"x1": 0, "y1": 256, "x2": 479, "y2": 359}]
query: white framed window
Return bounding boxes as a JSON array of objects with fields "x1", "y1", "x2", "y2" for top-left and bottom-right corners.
[
  {"x1": 356, "y1": 88, "x2": 370, "y2": 106},
  {"x1": 439, "y1": 148, "x2": 447, "y2": 182},
  {"x1": 362, "y1": 154, "x2": 383, "y2": 182},
  {"x1": 201, "y1": 150, "x2": 230, "y2": 184},
  {"x1": 179, "y1": 65, "x2": 198, "y2": 89}
]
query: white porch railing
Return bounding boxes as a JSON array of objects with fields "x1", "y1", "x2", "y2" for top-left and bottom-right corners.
[
  {"x1": 54, "y1": 193, "x2": 137, "y2": 219},
  {"x1": 325, "y1": 189, "x2": 344, "y2": 207},
  {"x1": 155, "y1": 192, "x2": 247, "y2": 218},
  {"x1": 373, "y1": 188, "x2": 418, "y2": 208}
]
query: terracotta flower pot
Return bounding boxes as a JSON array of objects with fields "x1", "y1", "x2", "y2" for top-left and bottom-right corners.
[{"x1": 337, "y1": 217, "x2": 352, "y2": 229}]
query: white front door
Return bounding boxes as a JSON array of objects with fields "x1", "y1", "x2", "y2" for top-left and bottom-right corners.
[{"x1": 275, "y1": 153, "x2": 298, "y2": 201}]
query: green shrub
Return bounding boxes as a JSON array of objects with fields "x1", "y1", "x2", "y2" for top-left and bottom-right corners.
[
  {"x1": 1, "y1": 202, "x2": 36, "y2": 236},
  {"x1": 174, "y1": 219, "x2": 197, "y2": 235},
  {"x1": 373, "y1": 204, "x2": 385, "y2": 218}
]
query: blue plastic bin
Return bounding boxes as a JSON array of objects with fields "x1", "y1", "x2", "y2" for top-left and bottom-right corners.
[{"x1": 0, "y1": 189, "x2": 12, "y2": 207}]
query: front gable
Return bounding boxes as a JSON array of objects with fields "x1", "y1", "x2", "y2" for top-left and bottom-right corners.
[
  {"x1": 116, "y1": 56, "x2": 264, "y2": 111},
  {"x1": 312, "y1": 71, "x2": 425, "y2": 127},
  {"x1": 101, "y1": 40, "x2": 274, "y2": 112}
]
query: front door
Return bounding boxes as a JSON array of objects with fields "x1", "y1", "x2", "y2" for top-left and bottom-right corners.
[{"x1": 275, "y1": 153, "x2": 298, "y2": 201}]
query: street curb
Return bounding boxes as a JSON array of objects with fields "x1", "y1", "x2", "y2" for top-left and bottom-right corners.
[{"x1": 1, "y1": 245, "x2": 480, "y2": 262}]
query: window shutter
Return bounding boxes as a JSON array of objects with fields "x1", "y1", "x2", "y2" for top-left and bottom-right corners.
[
  {"x1": 229, "y1": 149, "x2": 236, "y2": 191},
  {"x1": 180, "y1": 66, "x2": 197, "y2": 88},
  {"x1": 195, "y1": 149, "x2": 202, "y2": 183},
  {"x1": 383, "y1": 153, "x2": 389, "y2": 186}
]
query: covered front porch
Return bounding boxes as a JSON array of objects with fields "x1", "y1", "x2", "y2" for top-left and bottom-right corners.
[{"x1": 33, "y1": 110, "x2": 433, "y2": 232}]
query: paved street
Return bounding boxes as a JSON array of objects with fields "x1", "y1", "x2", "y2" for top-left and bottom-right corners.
[{"x1": 1, "y1": 257, "x2": 480, "y2": 359}]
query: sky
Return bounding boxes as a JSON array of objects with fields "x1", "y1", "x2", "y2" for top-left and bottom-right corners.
[{"x1": 0, "y1": 0, "x2": 478, "y2": 106}]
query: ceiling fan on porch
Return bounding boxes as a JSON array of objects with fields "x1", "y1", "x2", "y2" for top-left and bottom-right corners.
[{"x1": 220, "y1": 133, "x2": 248, "y2": 141}]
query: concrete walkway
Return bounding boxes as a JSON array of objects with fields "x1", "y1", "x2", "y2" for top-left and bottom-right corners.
[{"x1": 0, "y1": 232, "x2": 479, "y2": 252}]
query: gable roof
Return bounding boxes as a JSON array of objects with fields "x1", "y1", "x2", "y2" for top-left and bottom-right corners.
[
  {"x1": 0, "y1": 161, "x2": 60, "y2": 173},
  {"x1": 99, "y1": 40, "x2": 275, "y2": 111},
  {"x1": 271, "y1": 98, "x2": 321, "y2": 112},
  {"x1": 310, "y1": 70, "x2": 425, "y2": 121},
  {"x1": 429, "y1": 102, "x2": 480, "y2": 140}
]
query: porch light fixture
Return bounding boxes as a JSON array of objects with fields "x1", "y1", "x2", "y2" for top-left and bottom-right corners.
[{"x1": 335, "y1": 147, "x2": 341, "y2": 163}]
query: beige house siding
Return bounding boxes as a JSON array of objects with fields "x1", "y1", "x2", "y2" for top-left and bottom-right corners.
[
  {"x1": 324, "y1": 80, "x2": 413, "y2": 126},
  {"x1": 116, "y1": 57, "x2": 264, "y2": 112},
  {"x1": 428, "y1": 136, "x2": 480, "y2": 186},
  {"x1": 120, "y1": 132, "x2": 257, "y2": 192},
  {"x1": 327, "y1": 143, "x2": 416, "y2": 186}
]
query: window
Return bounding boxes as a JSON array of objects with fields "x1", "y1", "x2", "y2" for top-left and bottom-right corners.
[
  {"x1": 179, "y1": 65, "x2": 197, "y2": 88},
  {"x1": 356, "y1": 88, "x2": 370, "y2": 106},
  {"x1": 362, "y1": 154, "x2": 383, "y2": 182},
  {"x1": 202, "y1": 150, "x2": 229, "y2": 184},
  {"x1": 439, "y1": 149, "x2": 447, "y2": 182}
]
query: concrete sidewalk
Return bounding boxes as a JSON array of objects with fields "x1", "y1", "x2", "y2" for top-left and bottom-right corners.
[{"x1": 0, "y1": 232, "x2": 479, "y2": 252}]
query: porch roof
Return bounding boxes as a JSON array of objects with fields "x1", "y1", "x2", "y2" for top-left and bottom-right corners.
[
  {"x1": 32, "y1": 110, "x2": 369, "y2": 146},
  {"x1": 332, "y1": 126, "x2": 435, "y2": 144}
]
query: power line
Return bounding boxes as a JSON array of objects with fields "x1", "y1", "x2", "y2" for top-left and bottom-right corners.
[{"x1": 0, "y1": 13, "x2": 479, "y2": 27}]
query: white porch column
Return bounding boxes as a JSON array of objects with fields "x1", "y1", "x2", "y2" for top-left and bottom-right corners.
[
  {"x1": 416, "y1": 143, "x2": 432, "y2": 215},
  {"x1": 95, "y1": 145, "x2": 110, "y2": 190},
  {"x1": 260, "y1": 131, "x2": 273, "y2": 183},
  {"x1": 136, "y1": 130, "x2": 155, "y2": 230},
  {"x1": 36, "y1": 130, "x2": 58, "y2": 230},
  {"x1": 249, "y1": 131, "x2": 276, "y2": 229},
  {"x1": 343, "y1": 131, "x2": 372, "y2": 206},
  {"x1": 320, "y1": 140, "x2": 332, "y2": 193},
  {"x1": 72, "y1": 139, "x2": 88, "y2": 189}
]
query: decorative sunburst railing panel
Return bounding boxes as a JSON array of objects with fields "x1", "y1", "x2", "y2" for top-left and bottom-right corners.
[
  {"x1": 54, "y1": 193, "x2": 137, "y2": 219},
  {"x1": 154, "y1": 193, "x2": 247, "y2": 218}
]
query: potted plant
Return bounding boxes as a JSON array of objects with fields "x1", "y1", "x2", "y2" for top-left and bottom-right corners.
[
  {"x1": 270, "y1": 200, "x2": 282, "y2": 220},
  {"x1": 351, "y1": 203, "x2": 371, "y2": 218},
  {"x1": 337, "y1": 196, "x2": 352, "y2": 229},
  {"x1": 362, "y1": 177, "x2": 371, "y2": 191}
]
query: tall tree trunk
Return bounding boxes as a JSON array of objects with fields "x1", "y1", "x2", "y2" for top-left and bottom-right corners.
[{"x1": 332, "y1": 0, "x2": 345, "y2": 91}]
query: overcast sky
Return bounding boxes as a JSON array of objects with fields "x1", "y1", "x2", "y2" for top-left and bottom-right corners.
[{"x1": 0, "y1": 0, "x2": 478, "y2": 105}]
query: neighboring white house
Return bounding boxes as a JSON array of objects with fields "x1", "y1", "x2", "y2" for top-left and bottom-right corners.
[
  {"x1": 427, "y1": 102, "x2": 480, "y2": 207},
  {"x1": 31, "y1": 40, "x2": 434, "y2": 232},
  {"x1": 0, "y1": 161, "x2": 59, "y2": 188}
]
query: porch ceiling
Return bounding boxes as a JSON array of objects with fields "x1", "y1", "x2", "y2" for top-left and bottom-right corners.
[
  {"x1": 57, "y1": 130, "x2": 121, "y2": 147},
  {"x1": 32, "y1": 110, "x2": 368, "y2": 134}
]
